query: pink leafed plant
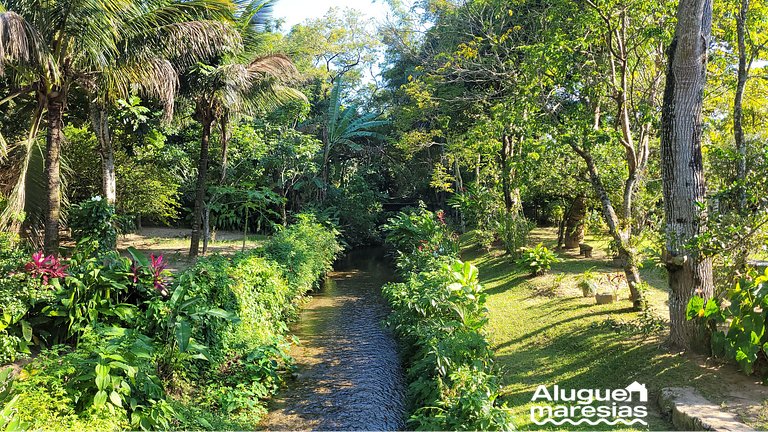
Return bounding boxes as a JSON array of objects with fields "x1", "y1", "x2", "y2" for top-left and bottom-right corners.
[{"x1": 24, "y1": 251, "x2": 68, "y2": 285}]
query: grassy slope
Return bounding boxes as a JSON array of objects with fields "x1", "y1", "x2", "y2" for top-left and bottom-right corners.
[{"x1": 462, "y1": 228, "x2": 740, "y2": 431}]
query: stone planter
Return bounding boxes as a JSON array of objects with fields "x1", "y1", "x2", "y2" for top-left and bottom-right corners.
[
  {"x1": 595, "y1": 292, "x2": 617, "y2": 305},
  {"x1": 579, "y1": 280, "x2": 599, "y2": 298}
]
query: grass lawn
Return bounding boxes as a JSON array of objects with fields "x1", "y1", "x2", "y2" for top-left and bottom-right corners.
[
  {"x1": 117, "y1": 227, "x2": 267, "y2": 271},
  {"x1": 462, "y1": 228, "x2": 768, "y2": 430}
]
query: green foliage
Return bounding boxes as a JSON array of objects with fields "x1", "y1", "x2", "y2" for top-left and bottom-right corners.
[
  {"x1": 495, "y1": 211, "x2": 534, "y2": 256},
  {"x1": 68, "y1": 198, "x2": 118, "y2": 251},
  {"x1": 382, "y1": 206, "x2": 459, "y2": 273},
  {"x1": 383, "y1": 211, "x2": 513, "y2": 431},
  {"x1": 516, "y1": 243, "x2": 559, "y2": 276},
  {"x1": 577, "y1": 267, "x2": 600, "y2": 297},
  {"x1": 2, "y1": 216, "x2": 340, "y2": 430},
  {"x1": 263, "y1": 213, "x2": 343, "y2": 294},
  {"x1": 687, "y1": 269, "x2": 768, "y2": 375},
  {"x1": 325, "y1": 174, "x2": 386, "y2": 246},
  {"x1": 0, "y1": 365, "x2": 30, "y2": 431},
  {"x1": 383, "y1": 260, "x2": 513, "y2": 431}
]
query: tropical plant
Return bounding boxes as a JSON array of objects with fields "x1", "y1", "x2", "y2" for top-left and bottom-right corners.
[
  {"x1": 0, "y1": 0, "x2": 238, "y2": 253},
  {"x1": 383, "y1": 256, "x2": 513, "y2": 430},
  {"x1": 517, "y1": 243, "x2": 559, "y2": 276},
  {"x1": 687, "y1": 268, "x2": 768, "y2": 375},
  {"x1": 319, "y1": 77, "x2": 389, "y2": 201},
  {"x1": 578, "y1": 267, "x2": 600, "y2": 297}
]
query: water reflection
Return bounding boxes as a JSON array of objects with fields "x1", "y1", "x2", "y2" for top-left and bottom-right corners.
[{"x1": 260, "y1": 247, "x2": 405, "y2": 431}]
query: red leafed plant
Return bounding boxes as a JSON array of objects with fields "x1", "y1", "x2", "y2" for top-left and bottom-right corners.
[
  {"x1": 149, "y1": 254, "x2": 170, "y2": 297},
  {"x1": 24, "y1": 251, "x2": 68, "y2": 285}
]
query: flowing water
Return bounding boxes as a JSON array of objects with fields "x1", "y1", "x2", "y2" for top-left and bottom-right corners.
[{"x1": 260, "y1": 247, "x2": 405, "y2": 431}]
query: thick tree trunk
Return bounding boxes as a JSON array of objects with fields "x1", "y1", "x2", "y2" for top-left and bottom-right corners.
[
  {"x1": 44, "y1": 94, "x2": 65, "y2": 255},
  {"x1": 661, "y1": 0, "x2": 715, "y2": 351},
  {"x1": 189, "y1": 114, "x2": 213, "y2": 258},
  {"x1": 90, "y1": 103, "x2": 117, "y2": 204},
  {"x1": 564, "y1": 193, "x2": 587, "y2": 249},
  {"x1": 734, "y1": 0, "x2": 749, "y2": 210}
]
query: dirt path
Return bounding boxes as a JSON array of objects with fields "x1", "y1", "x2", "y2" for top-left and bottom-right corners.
[{"x1": 259, "y1": 248, "x2": 405, "y2": 431}]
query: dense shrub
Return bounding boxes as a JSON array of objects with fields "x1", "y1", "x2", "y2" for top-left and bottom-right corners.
[
  {"x1": 68, "y1": 197, "x2": 119, "y2": 251},
  {"x1": 0, "y1": 215, "x2": 341, "y2": 430},
  {"x1": 0, "y1": 233, "x2": 54, "y2": 364},
  {"x1": 383, "y1": 210, "x2": 514, "y2": 431},
  {"x1": 325, "y1": 174, "x2": 386, "y2": 246},
  {"x1": 382, "y1": 206, "x2": 459, "y2": 273},
  {"x1": 687, "y1": 268, "x2": 768, "y2": 376},
  {"x1": 263, "y1": 213, "x2": 342, "y2": 294}
]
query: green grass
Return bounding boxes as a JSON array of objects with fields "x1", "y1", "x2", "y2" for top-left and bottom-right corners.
[{"x1": 462, "y1": 228, "x2": 738, "y2": 431}]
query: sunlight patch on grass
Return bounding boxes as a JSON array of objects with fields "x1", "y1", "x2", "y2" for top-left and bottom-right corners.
[{"x1": 462, "y1": 228, "x2": 733, "y2": 431}]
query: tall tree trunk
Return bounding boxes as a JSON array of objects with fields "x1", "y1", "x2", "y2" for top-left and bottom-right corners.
[
  {"x1": 661, "y1": 0, "x2": 715, "y2": 351},
  {"x1": 219, "y1": 113, "x2": 229, "y2": 184},
  {"x1": 571, "y1": 145, "x2": 645, "y2": 310},
  {"x1": 44, "y1": 93, "x2": 65, "y2": 255},
  {"x1": 734, "y1": 0, "x2": 749, "y2": 210},
  {"x1": 500, "y1": 134, "x2": 516, "y2": 212},
  {"x1": 190, "y1": 113, "x2": 213, "y2": 258},
  {"x1": 320, "y1": 127, "x2": 330, "y2": 203},
  {"x1": 90, "y1": 102, "x2": 117, "y2": 204},
  {"x1": 454, "y1": 158, "x2": 465, "y2": 232},
  {"x1": 564, "y1": 193, "x2": 587, "y2": 249}
]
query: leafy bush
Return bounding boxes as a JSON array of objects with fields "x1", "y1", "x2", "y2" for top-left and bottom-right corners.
[
  {"x1": 382, "y1": 206, "x2": 459, "y2": 273},
  {"x1": 68, "y1": 197, "x2": 118, "y2": 251},
  {"x1": 517, "y1": 243, "x2": 559, "y2": 275},
  {"x1": 495, "y1": 211, "x2": 534, "y2": 256},
  {"x1": 578, "y1": 267, "x2": 599, "y2": 297},
  {"x1": 263, "y1": 213, "x2": 342, "y2": 294},
  {"x1": 0, "y1": 235, "x2": 55, "y2": 364},
  {"x1": 687, "y1": 268, "x2": 768, "y2": 375},
  {"x1": 5, "y1": 215, "x2": 341, "y2": 430},
  {"x1": 383, "y1": 260, "x2": 513, "y2": 431},
  {"x1": 383, "y1": 209, "x2": 513, "y2": 430},
  {"x1": 325, "y1": 174, "x2": 385, "y2": 246}
]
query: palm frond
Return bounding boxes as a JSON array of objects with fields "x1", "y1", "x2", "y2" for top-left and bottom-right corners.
[
  {"x1": 100, "y1": 58, "x2": 179, "y2": 120},
  {"x1": 0, "y1": 102, "x2": 43, "y2": 232},
  {"x1": 0, "y1": 11, "x2": 43, "y2": 74},
  {"x1": 247, "y1": 54, "x2": 299, "y2": 82}
]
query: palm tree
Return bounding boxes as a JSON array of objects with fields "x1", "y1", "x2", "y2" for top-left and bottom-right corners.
[
  {"x1": 183, "y1": 0, "x2": 305, "y2": 258},
  {"x1": 0, "y1": 0, "x2": 238, "y2": 254},
  {"x1": 87, "y1": 1, "x2": 241, "y2": 205},
  {"x1": 320, "y1": 78, "x2": 388, "y2": 201}
]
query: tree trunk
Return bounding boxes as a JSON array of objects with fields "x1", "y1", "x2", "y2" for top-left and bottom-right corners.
[
  {"x1": 189, "y1": 114, "x2": 213, "y2": 258},
  {"x1": 571, "y1": 145, "x2": 645, "y2": 310},
  {"x1": 219, "y1": 113, "x2": 229, "y2": 184},
  {"x1": 201, "y1": 203, "x2": 210, "y2": 256},
  {"x1": 90, "y1": 102, "x2": 117, "y2": 205},
  {"x1": 661, "y1": 0, "x2": 715, "y2": 351},
  {"x1": 734, "y1": 0, "x2": 749, "y2": 210},
  {"x1": 564, "y1": 193, "x2": 587, "y2": 249},
  {"x1": 320, "y1": 127, "x2": 330, "y2": 203},
  {"x1": 44, "y1": 93, "x2": 65, "y2": 255},
  {"x1": 454, "y1": 158, "x2": 465, "y2": 232},
  {"x1": 500, "y1": 133, "x2": 516, "y2": 212}
]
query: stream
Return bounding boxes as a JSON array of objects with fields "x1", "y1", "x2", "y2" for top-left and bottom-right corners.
[{"x1": 260, "y1": 247, "x2": 405, "y2": 431}]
